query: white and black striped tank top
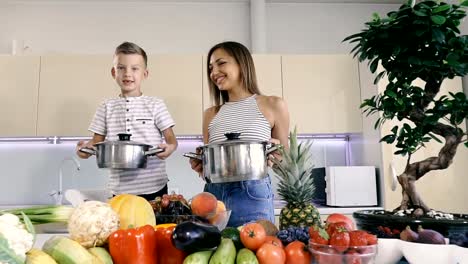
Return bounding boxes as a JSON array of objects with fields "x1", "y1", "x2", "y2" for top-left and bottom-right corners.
[{"x1": 208, "y1": 94, "x2": 272, "y2": 143}]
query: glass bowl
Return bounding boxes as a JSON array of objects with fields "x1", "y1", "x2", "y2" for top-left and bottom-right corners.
[
  {"x1": 155, "y1": 210, "x2": 231, "y2": 230},
  {"x1": 309, "y1": 240, "x2": 378, "y2": 264}
]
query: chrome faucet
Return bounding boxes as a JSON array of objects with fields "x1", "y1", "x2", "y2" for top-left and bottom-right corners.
[{"x1": 49, "y1": 157, "x2": 81, "y2": 205}]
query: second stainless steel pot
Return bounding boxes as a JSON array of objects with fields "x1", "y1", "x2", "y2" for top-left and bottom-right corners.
[
  {"x1": 80, "y1": 133, "x2": 163, "y2": 169},
  {"x1": 184, "y1": 133, "x2": 279, "y2": 183}
]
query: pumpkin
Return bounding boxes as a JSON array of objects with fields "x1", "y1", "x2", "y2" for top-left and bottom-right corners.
[{"x1": 108, "y1": 194, "x2": 156, "y2": 229}]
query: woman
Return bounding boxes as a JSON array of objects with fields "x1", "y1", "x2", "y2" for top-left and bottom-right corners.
[{"x1": 190, "y1": 41, "x2": 290, "y2": 227}]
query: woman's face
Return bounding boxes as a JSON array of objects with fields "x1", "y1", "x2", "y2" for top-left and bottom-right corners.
[{"x1": 209, "y1": 48, "x2": 242, "y2": 91}]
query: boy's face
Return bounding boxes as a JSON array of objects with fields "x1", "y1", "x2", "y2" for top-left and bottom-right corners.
[{"x1": 111, "y1": 53, "x2": 148, "y2": 97}]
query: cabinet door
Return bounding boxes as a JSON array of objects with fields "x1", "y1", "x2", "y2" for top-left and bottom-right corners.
[
  {"x1": 37, "y1": 55, "x2": 115, "y2": 136},
  {"x1": 379, "y1": 77, "x2": 468, "y2": 213},
  {"x1": 202, "y1": 55, "x2": 283, "y2": 110},
  {"x1": 282, "y1": 55, "x2": 362, "y2": 134},
  {"x1": 0, "y1": 56, "x2": 40, "y2": 136},
  {"x1": 144, "y1": 55, "x2": 203, "y2": 135}
]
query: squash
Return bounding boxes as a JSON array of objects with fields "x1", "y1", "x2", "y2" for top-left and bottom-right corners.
[
  {"x1": 42, "y1": 236, "x2": 96, "y2": 264},
  {"x1": 108, "y1": 194, "x2": 156, "y2": 229}
]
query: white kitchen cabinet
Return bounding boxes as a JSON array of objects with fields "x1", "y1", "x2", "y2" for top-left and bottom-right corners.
[
  {"x1": 282, "y1": 55, "x2": 362, "y2": 134},
  {"x1": 37, "y1": 55, "x2": 115, "y2": 136},
  {"x1": 202, "y1": 55, "x2": 283, "y2": 111},
  {"x1": 144, "y1": 55, "x2": 203, "y2": 135},
  {"x1": 0, "y1": 56, "x2": 40, "y2": 136},
  {"x1": 378, "y1": 77, "x2": 468, "y2": 213}
]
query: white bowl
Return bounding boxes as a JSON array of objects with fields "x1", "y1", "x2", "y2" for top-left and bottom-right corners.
[
  {"x1": 375, "y1": 238, "x2": 403, "y2": 264},
  {"x1": 452, "y1": 245, "x2": 468, "y2": 264},
  {"x1": 401, "y1": 240, "x2": 453, "y2": 264}
]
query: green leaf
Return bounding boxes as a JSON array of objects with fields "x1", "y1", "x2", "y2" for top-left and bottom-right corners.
[
  {"x1": 380, "y1": 134, "x2": 396, "y2": 144},
  {"x1": 428, "y1": 133, "x2": 443, "y2": 143},
  {"x1": 414, "y1": 10, "x2": 428, "y2": 17},
  {"x1": 433, "y1": 4, "x2": 451, "y2": 14},
  {"x1": 461, "y1": 1, "x2": 468, "y2": 7},
  {"x1": 21, "y1": 212, "x2": 36, "y2": 244},
  {"x1": 0, "y1": 233, "x2": 24, "y2": 264},
  {"x1": 464, "y1": 141, "x2": 468, "y2": 148},
  {"x1": 370, "y1": 59, "x2": 379, "y2": 73},
  {"x1": 431, "y1": 15, "x2": 446, "y2": 25}
]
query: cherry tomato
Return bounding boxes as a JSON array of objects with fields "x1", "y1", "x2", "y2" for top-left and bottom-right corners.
[
  {"x1": 264, "y1": 235, "x2": 283, "y2": 248},
  {"x1": 256, "y1": 243, "x2": 286, "y2": 264},
  {"x1": 284, "y1": 241, "x2": 311, "y2": 264},
  {"x1": 240, "y1": 223, "x2": 267, "y2": 251}
]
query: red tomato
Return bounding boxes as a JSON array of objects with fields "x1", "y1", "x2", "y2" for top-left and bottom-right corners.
[
  {"x1": 240, "y1": 223, "x2": 267, "y2": 251},
  {"x1": 326, "y1": 213, "x2": 355, "y2": 230},
  {"x1": 284, "y1": 241, "x2": 311, "y2": 264},
  {"x1": 264, "y1": 235, "x2": 284, "y2": 248},
  {"x1": 256, "y1": 243, "x2": 286, "y2": 264}
]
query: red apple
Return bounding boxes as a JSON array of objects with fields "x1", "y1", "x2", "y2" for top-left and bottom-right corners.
[{"x1": 326, "y1": 213, "x2": 355, "y2": 231}]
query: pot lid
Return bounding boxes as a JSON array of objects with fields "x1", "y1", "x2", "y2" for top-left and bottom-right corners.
[
  {"x1": 94, "y1": 133, "x2": 152, "y2": 147},
  {"x1": 204, "y1": 132, "x2": 268, "y2": 147}
]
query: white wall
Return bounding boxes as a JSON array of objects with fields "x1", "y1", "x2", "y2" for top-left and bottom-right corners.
[{"x1": 0, "y1": 2, "x2": 399, "y2": 55}]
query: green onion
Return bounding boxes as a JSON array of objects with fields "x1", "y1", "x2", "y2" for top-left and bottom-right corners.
[{"x1": 0, "y1": 205, "x2": 74, "y2": 224}]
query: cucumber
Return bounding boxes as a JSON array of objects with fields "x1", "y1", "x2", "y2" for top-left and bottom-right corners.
[
  {"x1": 236, "y1": 248, "x2": 259, "y2": 264},
  {"x1": 183, "y1": 250, "x2": 213, "y2": 264},
  {"x1": 209, "y1": 238, "x2": 236, "y2": 264},
  {"x1": 42, "y1": 236, "x2": 95, "y2": 264},
  {"x1": 88, "y1": 247, "x2": 113, "y2": 264},
  {"x1": 221, "y1": 227, "x2": 243, "y2": 251}
]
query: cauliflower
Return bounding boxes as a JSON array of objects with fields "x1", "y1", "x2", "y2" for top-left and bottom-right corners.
[
  {"x1": 67, "y1": 201, "x2": 120, "y2": 248},
  {"x1": 0, "y1": 213, "x2": 34, "y2": 263}
]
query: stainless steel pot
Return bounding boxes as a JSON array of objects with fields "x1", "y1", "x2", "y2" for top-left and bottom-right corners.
[
  {"x1": 80, "y1": 133, "x2": 163, "y2": 169},
  {"x1": 184, "y1": 133, "x2": 279, "y2": 183}
]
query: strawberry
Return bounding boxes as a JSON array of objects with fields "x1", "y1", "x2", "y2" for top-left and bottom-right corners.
[
  {"x1": 309, "y1": 225, "x2": 330, "y2": 247},
  {"x1": 315, "y1": 248, "x2": 342, "y2": 264},
  {"x1": 329, "y1": 229, "x2": 350, "y2": 253},
  {"x1": 365, "y1": 232, "x2": 378, "y2": 245},
  {"x1": 344, "y1": 249, "x2": 362, "y2": 264},
  {"x1": 327, "y1": 222, "x2": 352, "y2": 237},
  {"x1": 349, "y1": 230, "x2": 368, "y2": 247}
]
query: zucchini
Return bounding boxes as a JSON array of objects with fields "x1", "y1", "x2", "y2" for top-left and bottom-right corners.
[
  {"x1": 88, "y1": 247, "x2": 113, "y2": 264},
  {"x1": 221, "y1": 227, "x2": 243, "y2": 251},
  {"x1": 209, "y1": 238, "x2": 236, "y2": 264},
  {"x1": 183, "y1": 250, "x2": 213, "y2": 264},
  {"x1": 236, "y1": 248, "x2": 258, "y2": 264}
]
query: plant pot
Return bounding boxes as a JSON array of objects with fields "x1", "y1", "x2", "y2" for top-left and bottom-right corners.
[{"x1": 353, "y1": 210, "x2": 468, "y2": 242}]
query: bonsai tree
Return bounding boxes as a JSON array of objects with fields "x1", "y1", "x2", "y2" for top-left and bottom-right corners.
[{"x1": 344, "y1": 0, "x2": 468, "y2": 217}]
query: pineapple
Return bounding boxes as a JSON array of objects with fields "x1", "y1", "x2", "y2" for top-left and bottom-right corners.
[{"x1": 272, "y1": 127, "x2": 321, "y2": 229}]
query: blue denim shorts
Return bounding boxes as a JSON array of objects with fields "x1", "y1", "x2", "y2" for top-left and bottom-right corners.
[{"x1": 204, "y1": 176, "x2": 274, "y2": 227}]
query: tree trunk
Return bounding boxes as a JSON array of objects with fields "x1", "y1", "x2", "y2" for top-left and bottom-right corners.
[{"x1": 393, "y1": 133, "x2": 463, "y2": 217}]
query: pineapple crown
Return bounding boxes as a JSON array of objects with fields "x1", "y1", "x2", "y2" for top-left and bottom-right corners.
[{"x1": 272, "y1": 127, "x2": 316, "y2": 205}]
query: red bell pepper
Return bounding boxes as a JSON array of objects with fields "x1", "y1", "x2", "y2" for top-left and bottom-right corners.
[
  {"x1": 109, "y1": 224, "x2": 157, "y2": 264},
  {"x1": 154, "y1": 224, "x2": 187, "y2": 264}
]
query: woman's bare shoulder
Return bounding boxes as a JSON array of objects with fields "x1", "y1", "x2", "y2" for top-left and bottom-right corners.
[{"x1": 257, "y1": 95, "x2": 287, "y2": 111}]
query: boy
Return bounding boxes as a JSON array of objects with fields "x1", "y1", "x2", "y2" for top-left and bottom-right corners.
[{"x1": 76, "y1": 41, "x2": 178, "y2": 201}]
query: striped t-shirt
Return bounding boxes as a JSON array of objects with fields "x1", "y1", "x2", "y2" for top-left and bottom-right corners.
[
  {"x1": 208, "y1": 94, "x2": 271, "y2": 143},
  {"x1": 89, "y1": 95, "x2": 175, "y2": 195}
]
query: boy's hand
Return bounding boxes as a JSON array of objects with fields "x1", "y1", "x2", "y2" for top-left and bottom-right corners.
[
  {"x1": 76, "y1": 140, "x2": 95, "y2": 159},
  {"x1": 155, "y1": 143, "x2": 176, "y2": 160}
]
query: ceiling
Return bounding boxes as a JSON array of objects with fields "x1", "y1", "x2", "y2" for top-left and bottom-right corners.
[{"x1": 8, "y1": 0, "x2": 407, "y2": 3}]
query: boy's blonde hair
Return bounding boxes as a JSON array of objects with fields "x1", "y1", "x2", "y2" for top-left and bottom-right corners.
[{"x1": 114, "y1": 42, "x2": 148, "y2": 67}]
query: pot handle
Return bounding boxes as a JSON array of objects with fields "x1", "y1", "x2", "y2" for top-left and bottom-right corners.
[
  {"x1": 144, "y1": 147, "x2": 164, "y2": 156},
  {"x1": 183, "y1": 152, "x2": 203, "y2": 160},
  {"x1": 79, "y1": 147, "x2": 96, "y2": 156},
  {"x1": 265, "y1": 143, "x2": 282, "y2": 156}
]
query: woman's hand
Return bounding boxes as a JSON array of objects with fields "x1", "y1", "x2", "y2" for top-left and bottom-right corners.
[
  {"x1": 76, "y1": 140, "x2": 94, "y2": 159},
  {"x1": 267, "y1": 138, "x2": 283, "y2": 167},
  {"x1": 156, "y1": 143, "x2": 176, "y2": 160},
  {"x1": 189, "y1": 147, "x2": 203, "y2": 175}
]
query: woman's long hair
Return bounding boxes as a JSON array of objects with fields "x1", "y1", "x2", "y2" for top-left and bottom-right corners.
[{"x1": 206, "y1": 41, "x2": 261, "y2": 107}]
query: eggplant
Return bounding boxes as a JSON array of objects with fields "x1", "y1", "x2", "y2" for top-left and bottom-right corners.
[{"x1": 171, "y1": 221, "x2": 221, "y2": 252}]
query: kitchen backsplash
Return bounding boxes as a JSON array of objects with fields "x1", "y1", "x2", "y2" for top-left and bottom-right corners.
[{"x1": 0, "y1": 139, "x2": 347, "y2": 205}]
